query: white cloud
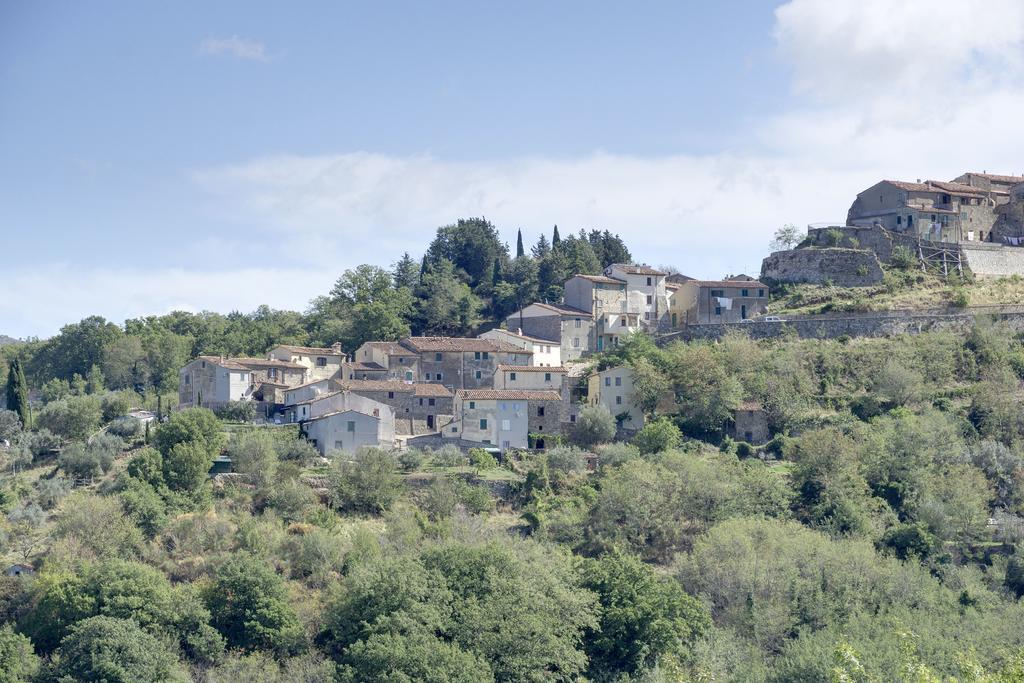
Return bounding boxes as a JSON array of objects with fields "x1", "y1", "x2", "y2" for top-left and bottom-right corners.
[
  {"x1": 1, "y1": 266, "x2": 334, "y2": 339},
  {"x1": 14, "y1": 0, "x2": 1024, "y2": 338},
  {"x1": 197, "y1": 35, "x2": 270, "y2": 62}
]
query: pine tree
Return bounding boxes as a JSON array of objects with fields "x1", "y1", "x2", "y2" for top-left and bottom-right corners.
[
  {"x1": 392, "y1": 252, "x2": 420, "y2": 290},
  {"x1": 5, "y1": 359, "x2": 30, "y2": 427},
  {"x1": 552, "y1": 224, "x2": 561, "y2": 247},
  {"x1": 532, "y1": 234, "x2": 551, "y2": 259},
  {"x1": 516, "y1": 229, "x2": 525, "y2": 258}
]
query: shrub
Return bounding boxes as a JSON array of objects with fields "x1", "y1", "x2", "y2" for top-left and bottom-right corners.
[
  {"x1": 51, "y1": 616, "x2": 183, "y2": 683},
  {"x1": 277, "y1": 438, "x2": 319, "y2": 465},
  {"x1": 35, "y1": 396, "x2": 102, "y2": 441},
  {"x1": 469, "y1": 448, "x2": 497, "y2": 472},
  {"x1": 397, "y1": 448, "x2": 426, "y2": 472},
  {"x1": 215, "y1": 400, "x2": 257, "y2": 422},
  {"x1": 330, "y1": 449, "x2": 403, "y2": 514},
  {"x1": 226, "y1": 431, "x2": 278, "y2": 488},
  {"x1": 107, "y1": 416, "x2": 141, "y2": 439},
  {"x1": 890, "y1": 245, "x2": 915, "y2": 269},
  {"x1": 952, "y1": 288, "x2": 970, "y2": 308},
  {"x1": 632, "y1": 418, "x2": 682, "y2": 455},
  {"x1": 570, "y1": 406, "x2": 617, "y2": 448},
  {"x1": 430, "y1": 444, "x2": 466, "y2": 468},
  {"x1": 100, "y1": 391, "x2": 133, "y2": 423}
]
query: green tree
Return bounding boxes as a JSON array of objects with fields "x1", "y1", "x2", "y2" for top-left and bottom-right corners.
[
  {"x1": 204, "y1": 555, "x2": 304, "y2": 656},
  {"x1": 339, "y1": 628, "x2": 493, "y2": 683},
  {"x1": 52, "y1": 616, "x2": 184, "y2": 683},
  {"x1": 226, "y1": 430, "x2": 279, "y2": 488},
  {"x1": 34, "y1": 395, "x2": 101, "y2": 441},
  {"x1": 516, "y1": 228, "x2": 525, "y2": 258},
  {"x1": 579, "y1": 552, "x2": 711, "y2": 677},
  {"x1": 426, "y1": 217, "x2": 510, "y2": 290},
  {"x1": 415, "y1": 259, "x2": 484, "y2": 336},
  {"x1": 552, "y1": 224, "x2": 561, "y2": 247},
  {"x1": 155, "y1": 407, "x2": 223, "y2": 460},
  {"x1": 0, "y1": 624, "x2": 39, "y2": 683},
  {"x1": 162, "y1": 440, "x2": 214, "y2": 494},
  {"x1": 330, "y1": 449, "x2": 404, "y2": 514},
  {"x1": 5, "y1": 359, "x2": 29, "y2": 427},
  {"x1": 392, "y1": 252, "x2": 421, "y2": 290},
  {"x1": 570, "y1": 405, "x2": 617, "y2": 448},
  {"x1": 633, "y1": 417, "x2": 682, "y2": 455},
  {"x1": 31, "y1": 315, "x2": 123, "y2": 382},
  {"x1": 770, "y1": 223, "x2": 803, "y2": 251}
]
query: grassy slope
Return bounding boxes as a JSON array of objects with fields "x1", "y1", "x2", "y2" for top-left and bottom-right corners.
[{"x1": 768, "y1": 267, "x2": 1024, "y2": 317}]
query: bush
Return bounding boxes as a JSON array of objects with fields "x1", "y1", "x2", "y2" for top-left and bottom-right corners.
[
  {"x1": 952, "y1": 288, "x2": 970, "y2": 308},
  {"x1": 36, "y1": 477, "x2": 72, "y2": 510},
  {"x1": 430, "y1": 444, "x2": 466, "y2": 468},
  {"x1": 571, "y1": 406, "x2": 617, "y2": 448},
  {"x1": 51, "y1": 616, "x2": 183, "y2": 683},
  {"x1": 277, "y1": 438, "x2": 319, "y2": 465},
  {"x1": 0, "y1": 410, "x2": 21, "y2": 442},
  {"x1": 397, "y1": 448, "x2": 426, "y2": 472},
  {"x1": 107, "y1": 416, "x2": 142, "y2": 439},
  {"x1": 890, "y1": 245, "x2": 915, "y2": 269},
  {"x1": 595, "y1": 442, "x2": 640, "y2": 468},
  {"x1": 35, "y1": 396, "x2": 102, "y2": 441},
  {"x1": 0, "y1": 623, "x2": 39, "y2": 682},
  {"x1": 101, "y1": 391, "x2": 133, "y2": 423},
  {"x1": 469, "y1": 448, "x2": 497, "y2": 472},
  {"x1": 330, "y1": 449, "x2": 404, "y2": 514},
  {"x1": 215, "y1": 400, "x2": 257, "y2": 422},
  {"x1": 226, "y1": 431, "x2": 278, "y2": 488},
  {"x1": 632, "y1": 417, "x2": 682, "y2": 455}
]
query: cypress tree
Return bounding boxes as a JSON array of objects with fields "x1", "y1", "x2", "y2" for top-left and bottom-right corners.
[
  {"x1": 492, "y1": 257, "x2": 502, "y2": 285},
  {"x1": 6, "y1": 359, "x2": 30, "y2": 427},
  {"x1": 516, "y1": 229, "x2": 525, "y2": 258},
  {"x1": 552, "y1": 224, "x2": 561, "y2": 247}
]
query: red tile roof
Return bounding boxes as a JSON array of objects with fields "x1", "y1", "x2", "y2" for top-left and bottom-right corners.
[
  {"x1": 456, "y1": 389, "x2": 562, "y2": 401},
  {"x1": 518, "y1": 302, "x2": 593, "y2": 317},
  {"x1": 496, "y1": 365, "x2": 567, "y2": 373},
  {"x1": 961, "y1": 172, "x2": 1024, "y2": 184},
  {"x1": 271, "y1": 344, "x2": 341, "y2": 355},
  {"x1": 401, "y1": 337, "x2": 532, "y2": 354},
  {"x1": 571, "y1": 274, "x2": 625, "y2": 285},
  {"x1": 608, "y1": 264, "x2": 666, "y2": 276}
]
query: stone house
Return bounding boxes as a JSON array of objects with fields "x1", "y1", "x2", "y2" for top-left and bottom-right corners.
[
  {"x1": 953, "y1": 172, "x2": 1024, "y2": 195},
  {"x1": 478, "y1": 328, "x2": 562, "y2": 366},
  {"x1": 449, "y1": 389, "x2": 563, "y2": 450},
  {"x1": 604, "y1": 263, "x2": 670, "y2": 329},
  {"x1": 283, "y1": 378, "x2": 338, "y2": 406},
  {"x1": 587, "y1": 366, "x2": 644, "y2": 431},
  {"x1": 675, "y1": 280, "x2": 768, "y2": 324},
  {"x1": 730, "y1": 400, "x2": 770, "y2": 445},
  {"x1": 178, "y1": 356, "x2": 306, "y2": 411},
  {"x1": 503, "y1": 302, "x2": 593, "y2": 362},
  {"x1": 400, "y1": 337, "x2": 532, "y2": 390},
  {"x1": 563, "y1": 274, "x2": 641, "y2": 352},
  {"x1": 267, "y1": 344, "x2": 344, "y2": 382},
  {"x1": 847, "y1": 179, "x2": 1002, "y2": 243},
  {"x1": 339, "y1": 361, "x2": 390, "y2": 381},
  {"x1": 352, "y1": 341, "x2": 420, "y2": 381},
  {"x1": 301, "y1": 407, "x2": 396, "y2": 455},
  {"x1": 334, "y1": 379, "x2": 454, "y2": 435},
  {"x1": 286, "y1": 388, "x2": 389, "y2": 424}
]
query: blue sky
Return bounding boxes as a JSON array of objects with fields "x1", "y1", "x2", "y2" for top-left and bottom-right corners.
[{"x1": 3, "y1": 0, "x2": 1024, "y2": 338}]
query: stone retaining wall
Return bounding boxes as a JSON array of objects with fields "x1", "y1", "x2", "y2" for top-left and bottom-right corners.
[
  {"x1": 961, "y1": 243, "x2": 1024, "y2": 278},
  {"x1": 665, "y1": 307, "x2": 1024, "y2": 342},
  {"x1": 761, "y1": 247, "x2": 885, "y2": 286}
]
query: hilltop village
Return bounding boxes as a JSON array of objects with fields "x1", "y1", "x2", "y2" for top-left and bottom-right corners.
[{"x1": 176, "y1": 170, "x2": 1024, "y2": 457}]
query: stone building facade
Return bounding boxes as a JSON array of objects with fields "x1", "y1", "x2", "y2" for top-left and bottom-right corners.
[{"x1": 503, "y1": 302, "x2": 593, "y2": 361}]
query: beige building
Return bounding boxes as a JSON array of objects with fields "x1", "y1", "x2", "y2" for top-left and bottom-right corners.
[
  {"x1": 352, "y1": 341, "x2": 420, "y2": 381},
  {"x1": 178, "y1": 356, "x2": 307, "y2": 411},
  {"x1": 604, "y1": 264, "x2": 669, "y2": 328},
  {"x1": 675, "y1": 279, "x2": 768, "y2": 324},
  {"x1": 302, "y1": 407, "x2": 396, "y2": 455},
  {"x1": 847, "y1": 178, "x2": 1004, "y2": 243},
  {"x1": 587, "y1": 366, "x2": 644, "y2": 431},
  {"x1": 504, "y1": 302, "x2": 593, "y2": 362},
  {"x1": 449, "y1": 389, "x2": 563, "y2": 450},
  {"x1": 478, "y1": 328, "x2": 562, "y2": 367},
  {"x1": 400, "y1": 337, "x2": 532, "y2": 390},
  {"x1": 267, "y1": 344, "x2": 344, "y2": 382}
]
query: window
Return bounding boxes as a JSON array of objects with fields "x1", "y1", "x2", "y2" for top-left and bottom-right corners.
[
  {"x1": 405, "y1": 371, "x2": 413, "y2": 380},
  {"x1": 387, "y1": 391, "x2": 394, "y2": 399},
  {"x1": 185, "y1": 375, "x2": 191, "y2": 385},
  {"x1": 537, "y1": 406, "x2": 545, "y2": 417},
  {"x1": 469, "y1": 401, "x2": 476, "y2": 409},
  {"x1": 425, "y1": 373, "x2": 431, "y2": 380},
  {"x1": 646, "y1": 277, "x2": 652, "y2": 286},
  {"x1": 452, "y1": 426, "x2": 458, "y2": 433},
  {"x1": 758, "y1": 289, "x2": 765, "y2": 297},
  {"x1": 419, "y1": 398, "x2": 423, "y2": 406},
  {"x1": 474, "y1": 351, "x2": 481, "y2": 359},
  {"x1": 475, "y1": 370, "x2": 482, "y2": 379},
  {"x1": 502, "y1": 419, "x2": 511, "y2": 431},
  {"x1": 604, "y1": 377, "x2": 611, "y2": 387},
  {"x1": 710, "y1": 289, "x2": 724, "y2": 297},
  {"x1": 510, "y1": 372, "x2": 517, "y2": 381},
  {"x1": 479, "y1": 418, "x2": 488, "y2": 430},
  {"x1": 346, "y1": 421, "x2": 355, "y2": 432},
  {"x1": 268, "y1": 368, "x2": 278, "y2": 379},
  {"x1": 570, "y1": 414, "x2": 576, "y2": 423},
  {"x1": 646, "y1": 295, "x2": 652, "y2": 304},
  {"x1": 616, "y1": 396, "x2": 623, "y2": 405},
  {"x1": 428, "y1": 398, "x2": 435, "y2": 406},
  {"x1": 482, "y1": 351, "x2": 489, "y2": 359},
  {"x1": 399, "y1": 357, "x2": 405, "y2": 363},
  {"x1": 741, "y1": 289, "x2": 749, "y2": 297},
  {"x1": 334, "y1": 440, "x2": 343, "y2": 449},
  {"x1": 544, "y1": 372, "x2": 551, "y2": 381},
  {"x1": 500, "y1": 403, "x2": 507, "y2": 410},
  {"x1": 574, "y1": 318, "x2": 582, "y2": 328},
  {"x1": 201, "y1": 360, "x2": 206, "y2": 368},
  {"x1": 620, "y1": 318, "x2": 626, "y2": 327},
  {"x1": 435, "y1": 353, "x2": 443, "y2": 361},
  {"x1": 715, "y1": 306, "x2": 722, "y2": 316},
  {"x1": 896, "y1": 215, "x2": 902, "y2": 225},
  {"x1": 573, "y1": 338, "x2": 580, "y2": 348},
  {"x1": 316, "y1": 357, "x2": 327, "y2": 367},
  {"x1": 436, "y1": 373, "x2": 443, "y2": 381}
]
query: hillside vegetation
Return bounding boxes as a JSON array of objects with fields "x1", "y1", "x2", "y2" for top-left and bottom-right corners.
[{"x1": 5, "y1": 322, "x2": 1024, "y2": 679}]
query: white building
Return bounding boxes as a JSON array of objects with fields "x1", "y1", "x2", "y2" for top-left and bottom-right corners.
[
  {"x1": 478, "y1": 328, "x2": 562, "y2": 366},
  {"x1": 267, "y1": 344, "x2": 344, "y2": 382},
  {"x1": 302, "y1": 408, "x2": 395, "y2": 455}
]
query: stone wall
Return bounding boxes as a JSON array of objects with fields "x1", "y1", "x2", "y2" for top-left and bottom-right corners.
[
  {"x1": 961, "y1": 243, "x2": 1024, "y2": 278},
  {"x1": 761, "y1": 247, "x2": 885, "y2": 286},
  {"x1": 806, "y1": 225, "x2": 918, "y2": 262},
  {"x1": 668, "y1": 306, "x2": 1024, "y2": 342}
]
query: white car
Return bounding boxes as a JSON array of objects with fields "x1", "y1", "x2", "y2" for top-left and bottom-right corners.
[{"x1": 761, "y1": 315, "x2": 784, "y2": 322}]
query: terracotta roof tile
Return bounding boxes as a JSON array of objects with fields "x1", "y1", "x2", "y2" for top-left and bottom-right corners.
[
  {"x1": 401, "y1": 337, "x2": 532, "y2": 354},
  {"x1": 337, "y1": 380, "x2": 415, "y2": 394},
  {"x1": 496, "y1": 365, "x2": 567, "y2": 373},
  {"x1": 608, "y1": 263, "x2": 666, "y2": 276},
  {"x1": 272, "y1": 344, "x2": 342, "y2": 356},
  {"x1": 517, "y1": 302, "x2": 593, "y2": 317},
  {"x1": 456, "y1": 389, "x2": 562, "y2": 401},
  {"x1": 571, "y1": 274, "x2": 625, "y2": 285}
]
